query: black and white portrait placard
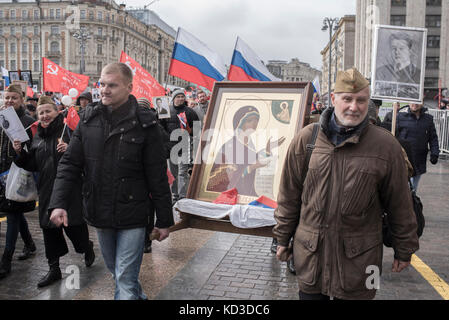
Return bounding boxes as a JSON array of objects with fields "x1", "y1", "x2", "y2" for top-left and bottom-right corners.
[{"x1": 371, "y1": 25, "x2": 427, "y2": 103}]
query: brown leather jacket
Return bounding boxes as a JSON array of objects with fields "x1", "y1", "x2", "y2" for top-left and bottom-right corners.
[{"x1": 273, "y1": 108, "x2": 419, "y2": 300}]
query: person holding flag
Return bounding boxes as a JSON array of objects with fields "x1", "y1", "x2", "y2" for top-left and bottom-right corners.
[
  {"x1": 12, "y1": 96, "x2": 95, "y2": 288},
  {"x1": 160, "y1": 89, "x2": 199, "y2": 203}
]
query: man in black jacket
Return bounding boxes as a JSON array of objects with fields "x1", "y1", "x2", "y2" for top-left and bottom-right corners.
[
  {"x1": 160, "y1": 89, "x2": 199, "y2": 202},
  {"x1": 49, "y1": 63, "x2": 174, "y2": 300},
  {"x1": 396, "y1": 103, "x2": 440, "y2": 191}
]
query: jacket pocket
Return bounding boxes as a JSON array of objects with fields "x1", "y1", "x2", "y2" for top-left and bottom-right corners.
[
  {"x1": 294, "y1": 228, "x2": 320, "y2": 286},
  {"x1": 338, "y1": 233, "x2": 383, "y2": 292}
]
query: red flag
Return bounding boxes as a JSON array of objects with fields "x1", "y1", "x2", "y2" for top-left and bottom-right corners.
[
  {"x1": 42, "y1": 57, "x2": 89, "y2": 97},
  {"x1": 64, "y1": 107, "x2": 80, "y2": 131},
  {"x1": 213, "y1": 188, "x2": 238, "y2": 205},
  {"x1": 26, "y1": 86, "x2": 34, "y2": 98},
  {"x1": 30, "y1": 121, "x2": 39, "y2": 137},
  {"x1": 120, "y1": 51, "x2": 165, "y2": 101},
  {"x1": 167, "y1": 168, "x2": 175, "y2": 186}
]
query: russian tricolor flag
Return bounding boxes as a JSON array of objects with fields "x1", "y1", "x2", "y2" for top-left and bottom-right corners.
[
  {"x1": 228, "y1": 37, "x2": 280, "y2": 82},
  {"x1": 249, "y1": 196, "x2": 278, "y2": 209},
  {"x1": 169, "y1": 27, "x2": 227, "y2": 91}
]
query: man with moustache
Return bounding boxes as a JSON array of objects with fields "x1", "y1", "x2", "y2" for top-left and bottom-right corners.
[{"x1": 274, "y1": 68, "x2": 419, "y2": 300}]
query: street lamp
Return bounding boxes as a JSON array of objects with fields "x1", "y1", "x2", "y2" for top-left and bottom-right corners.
[
  {"x1": 322, "y1": 17, "x2": 339, "y2": 107},
  {"x1": 72, "y1": 28, "x2": 92, "y2": 74}
]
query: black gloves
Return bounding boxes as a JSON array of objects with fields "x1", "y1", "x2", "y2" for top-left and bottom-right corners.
[{"x1": 430, "y1": 155, "x2": 438, "y2": 165}]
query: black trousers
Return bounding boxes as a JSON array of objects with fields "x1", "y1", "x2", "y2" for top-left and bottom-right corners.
[{"x1": 43, "y1": 223, "x2": 89, "y2": 261}]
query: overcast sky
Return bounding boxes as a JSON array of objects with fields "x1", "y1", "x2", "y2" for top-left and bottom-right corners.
[{"x1": 125, "y1": 0, "x2": 356, "y2": 70}]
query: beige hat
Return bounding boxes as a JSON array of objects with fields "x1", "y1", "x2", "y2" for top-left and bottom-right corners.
[
  {"x1": 5, "y1": 84, "x2": 24, "y2": 97},
  {"x1": 37, "y1": 95, "x2": 56, "y2": 106},
  {"x1": 334, "y1": 67, "x2": 369, "y2": 94}
]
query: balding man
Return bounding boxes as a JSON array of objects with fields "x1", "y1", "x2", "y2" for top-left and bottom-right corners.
[
  {"x1": 49, "y1": 63, "x2": 173, "y2": 300},
  {"x1": 274, "y1": 68, "x2": 419, "y2": 300}
]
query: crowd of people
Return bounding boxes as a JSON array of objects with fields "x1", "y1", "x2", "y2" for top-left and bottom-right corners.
[{"x1": 0, "y1": 63, "x2": 442, "y2": 300}]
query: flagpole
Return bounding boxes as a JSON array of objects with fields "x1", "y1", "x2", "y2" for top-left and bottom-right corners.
[{"x1": 60, "y1": 122, "x2": 67, "y2": 141}]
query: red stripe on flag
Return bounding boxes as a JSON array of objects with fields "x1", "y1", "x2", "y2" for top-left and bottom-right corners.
[
  {"x1": 227, "y1": 65, "x2": 260, "y2": 82},
  {"x1": 169, "y1": 59, "x2": 217, "y2": 91}
]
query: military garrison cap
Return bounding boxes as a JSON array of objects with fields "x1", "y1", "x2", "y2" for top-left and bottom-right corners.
[
  {"x1": 334, "y1": 67, "x2": 370, "y2": 94},
  {"x1": 5, "y1": 84, "x2": 24, "y2": 97}
]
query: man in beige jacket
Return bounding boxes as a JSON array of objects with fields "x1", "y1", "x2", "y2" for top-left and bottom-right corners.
[{"x1": 273, "y1": 67, "x2": 419, "y2": 300}]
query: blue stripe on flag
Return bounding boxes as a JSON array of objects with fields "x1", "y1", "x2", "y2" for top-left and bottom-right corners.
[
  {"x1": 230, "y1": 50, "x2": 271, "y2": 82},
  {"x1": 172, "y1": 43, "x2": 225, "y2": 81}
]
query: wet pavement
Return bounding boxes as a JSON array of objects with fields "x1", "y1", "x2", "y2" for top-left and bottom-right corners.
[{"x1": 0, "y1": 158, "x2": 448, "y2": 300}]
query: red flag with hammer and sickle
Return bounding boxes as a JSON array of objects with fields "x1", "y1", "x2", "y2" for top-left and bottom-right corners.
[
  {"x1": 64, "y1": 106, "x2": 80, "y2": 131},
  {"x1": 43, "y1": 57, "x2": 89, "y2": 97}
]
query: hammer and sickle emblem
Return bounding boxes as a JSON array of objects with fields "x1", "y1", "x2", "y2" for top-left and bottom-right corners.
[
  {"x1": 47, "y1": 64, "x2": 59, "y2": 76},
  {"x1": 124, "y1": 61, "x2": 137, "y2": 76}
]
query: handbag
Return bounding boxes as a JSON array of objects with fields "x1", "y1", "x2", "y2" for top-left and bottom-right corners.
[
  {"x1": 382, "y1": 181, "x2": 425, "y2": 247},
  {"x1": 5, "y1": 162, "x2": 38, "y2": 202}
]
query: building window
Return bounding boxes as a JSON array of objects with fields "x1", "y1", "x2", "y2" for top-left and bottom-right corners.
[
  {"x1": 33, "y1": 60, "x2": 39, "y2": 72},
  {"x1": 10, "y1": 26, "x2": 15, "y2": 34},
  {"x1": 426, "y1": 57, "x2": 439, "y2": 69},
  {"x1": 0, "y1": 60, "x2": 4, "y2": 68},
  {"x1": 56, "y1": 9, "x2": 61, "y2": 19},
  {"x1": 10, "y1": 43, "x2": 16, "y2": 54},
  {"x1": 22, "y1": 10, "x2": 27, "y2": 20},
  {"x1": 106, "y1": 14, "x2": 110, "y2": 23},
  {"x1": 391, "y1": 0, "x2": 406, "y2": 6},
  {"x1": 98, "y1": 12, "x2": 103, "y2": 21},
  {"x1": 51, "y1": 26, "x2": 59, "y2": 35},
  {"x1": 97, "y1": 44, "x2": 102, "y2": 55},
  {"x1": 424, "y1": 77, "x2": 438, "y2": 87},
  {"x1": 427, "y1": 35, "x2": 440, "y2": 48},
  {"x1": 390, "y1": 15, "x2": 406, "y2": 26},
  {"x1": 97, "y1": 61, "x2": 102, "y2": 73},
  {"x1": 80, "y1": 10, "x2": 86, "y2": 19},
  {"x1": 22, "y1": 42, "x2": 27, "y2": 53},
  {"x1": 34, "y1": 26, "x2": 39, "y2": 36},
  {"x1": 34, "y1": 10, "x2": 39, "y2": 20},
  {"x1": 50, "y1": 9, "x2": 54, "y2": 19},
  {"x1": 0, "y1": 11, "x2": 3, "y2": 19},
  {"x1": 10, "y1": 60, "x2": 16, "y2": 70},
  {"x1": 22, "y1": 26, "x2": 27, "y2": 35},
  {"x1": 50, "y1": 41, "x2": 59, "y2": 53},
  {"x1": 34, "y1": 43, "x2": 39, "y2": 53},
  {"x1": 112, "y1": 15, "x2": 115, "y2": 23},
  {"x1": 98, "y1": 27, "x2": 103, "y2": 36},
  {"x1": 22, "y1": 60, "x2": 28, "y2": 70},
  {"x1": 0, "y1": 27, "x2": 2, "y2": 36},
  {"x1": 89, "y1": 11, "x2": 94, "y2": 21},
  {"x1": 0, "y1": 44, "x2": 4, "y2": 53},
  {"x1": 426, "y1": 15, "x2": 441, "y2": 27},
  {"x1": 10, "y1": 10, "x2": 16, "y2": 19},
  {"x1": 426, "y1": 0, "x2": 441, "y2": 6}
]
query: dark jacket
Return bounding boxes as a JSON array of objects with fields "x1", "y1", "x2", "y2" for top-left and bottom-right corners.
[
  {"x1": 14, "y1": 114, "x2": 83, "y2": 228},
  {"x1": 48, "y1": 95, "x2": 174, "y2": 229},
  {"x1": 396, "y1": 107, "x2": 440, "y2": 176},
  {"x1": 0, "y1": 106, "x2": 36, "y2": 214},
  {"x1": 75, "y1": 92, "x2": 93, "y2": 106},
  {"x1": 160, "y1": 101, "x2": 199, "y2": 155},
  {"x1": 274, "y1": 107, "x2": 419, "y2": 300}
]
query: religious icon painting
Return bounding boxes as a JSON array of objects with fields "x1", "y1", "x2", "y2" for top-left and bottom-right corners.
[{"x1": 187, "y1": 81, "x2": 313, "y2": 205}]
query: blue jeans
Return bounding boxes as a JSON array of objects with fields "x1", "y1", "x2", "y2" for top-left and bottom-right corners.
[
  {"x1": 411, "y1": 174, "x2": 422, "y2": 192},
  {"x1": 96, "y1": 227, "x2": 147, "y2": 300},
  {"x1": 5, "y1": 212, "x2": 33, "y2": 254}
]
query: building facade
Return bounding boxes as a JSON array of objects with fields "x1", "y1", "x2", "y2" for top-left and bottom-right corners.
[
  {"x1": 320, "y1": 15, "x2": 356, "y2": 106},
  {"x1": 266, "y1": 58, "x2": 321, "y2": 83},
  {"x1": 355, "y1": 0, "x2": 449, "y2": 99},
  {"x1": 0, "y1": 0, "x2": 186, "y2": 91}
]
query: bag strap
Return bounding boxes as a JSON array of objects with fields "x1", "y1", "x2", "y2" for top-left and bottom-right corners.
[{"x1": 300, "y1": 123, "x2": 320, "y2": 191}]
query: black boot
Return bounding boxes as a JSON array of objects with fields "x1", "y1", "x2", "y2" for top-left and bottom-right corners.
[
  {"x1": 287, "y1": 257, "x2": 296, "y2": 275},
  {"x1": 37, "y1": 258, "x2": 62, "y2": 288},
  {"x1": 84, "y1": 240, "x2": 95, "y2": 267},
  {"x1": 18, "y1": 240, "x2": 36, "y2": 260},
  {"x1": 144, "y1": 239, "x2": 152, "y2": 254},
  {"x1": 271, "y1": 238, "x2": 278, "y2": 254},
  {"x1": 0, "y1": 249, "x2": 14, "y2": 280}
]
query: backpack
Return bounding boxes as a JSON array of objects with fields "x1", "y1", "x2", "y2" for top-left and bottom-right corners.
[{"x1": 382, "y1": 182, "x2": 425, "y2": 247}]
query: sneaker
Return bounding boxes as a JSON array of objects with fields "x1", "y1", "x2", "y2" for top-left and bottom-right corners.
[
  {"x1": 84, "y1": 240, "x2": 95, "y2": 267},
  {"x1": 144, "y1": 241, "x2": 152, "y2": 254},
  {"x1": 270, "y1": 238, "x2": 278, "y2": 254}
]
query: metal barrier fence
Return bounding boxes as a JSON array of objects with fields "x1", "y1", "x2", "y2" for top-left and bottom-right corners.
[{"x1": 428, "y1": 109, "x2": 449, "y2": 155}]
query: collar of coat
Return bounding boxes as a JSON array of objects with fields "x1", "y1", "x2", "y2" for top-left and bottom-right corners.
[
  {"x1": 320, "y1": 107, "x2": 370, "y2": 147},
  {"x1": 81, "y1": 94, "x2": 158, "y2": 129}
]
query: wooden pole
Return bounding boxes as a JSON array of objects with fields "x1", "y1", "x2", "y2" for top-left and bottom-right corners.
[{"x1": 391, "y1": 102, "x2": 399, "y2": 136}]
